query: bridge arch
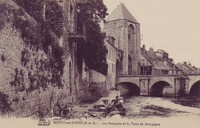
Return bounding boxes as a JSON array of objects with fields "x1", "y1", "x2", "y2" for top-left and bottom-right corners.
[
  {"x1": 188, "y1": 75, "x2": 200, "y2": 93},
  {"x1": 189, "y1": 80, "x2": 200, "y2": 97},
  {"x1": 150, "y1": 81, "x2": 173, "y2": 97},
  {"x1": 116, "y1": 82, "x2": 140, "y2": 98}
]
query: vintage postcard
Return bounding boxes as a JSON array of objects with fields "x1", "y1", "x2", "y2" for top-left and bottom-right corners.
[{"x1": 0, "y1": 0, "x2": 200, "y2": 128}]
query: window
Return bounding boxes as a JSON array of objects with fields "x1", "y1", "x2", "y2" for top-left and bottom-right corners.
[
  {"x1": 128, "y1": 55, "x2": 132, "y2": 75},
  {"x1": 70, "y1": 3, "x2": 73, "y2": 13},
  {"x1": 112, "y1": 63, "x2": 114, "y2": 73},
  {"x1": 69, "y1": 61, "x2": 72, "y2": 94}
]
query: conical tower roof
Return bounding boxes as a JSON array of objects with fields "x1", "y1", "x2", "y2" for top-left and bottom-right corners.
[{"x1": 106, "y1": 3, "x2": 139, "y2": 23}]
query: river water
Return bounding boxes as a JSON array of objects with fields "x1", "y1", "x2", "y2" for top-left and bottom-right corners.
[{"x1": 123, "y1": 96, "x2": 200, "y2": 119}]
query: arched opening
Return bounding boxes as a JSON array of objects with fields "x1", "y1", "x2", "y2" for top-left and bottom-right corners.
[
  {"x1": 116, "y1": 82, "x2": 140, "y2": 98},
  {"x1": 150, "y1": 81, "x2": 172, "y2": 97},
  {"x1": 128, "y1": 24, "x2": 135, "y2": 41},
  {"x1": 128, "y1": 55, "x2": 132, "y2": 75},
  {"x1": 190, "y1": 80, "x2": 200, "y2": 97},
  {"x1": 128, "y1": 24, "x2": 135, "y2": 54}
]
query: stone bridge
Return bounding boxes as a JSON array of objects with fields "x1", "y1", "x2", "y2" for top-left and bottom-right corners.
[{"x1": 116, "y1": 74, "x2": 200, "y2": 97}]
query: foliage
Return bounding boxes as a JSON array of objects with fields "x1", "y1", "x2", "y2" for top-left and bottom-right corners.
[
  {"x1": 77, "y1": 0, "x2": 108, "y2": 75},
  {"x1": 89, "y1": 83, "x2": 109, "y2": 100},
  {"x1": 13, "y1": 0, "x2": 44, "y2": 23},
  {"x1": 0, "y1": 3, "x2": 8, "y2": 30},
  {"x1": 51, "y1": 44, "x2": 65, "y2": 74},
  {"x1": 45, "y1": 1, "x2": 64, "y2": 37},
  {"x1": 0, "y1": 92, "x2": 12, "y2": 114},
  {"x1": 77, "y1": 0, "x2": 108, "y2": 23},
  {"x1": 80, "y1": 81, "x2": 109, "y2": 103},
  {"x1": 21, "y1": 48, "x2": 31, "y2": 66},
  {"x1": 12, "y1": 7, "x2": 43, "y2": 49},
  {"x1": 10, "y1": 68, "x2": 26, "y2": 92},
  {"x1": 13, "y1": 0, "x2": 108, "y2": 76},
  {"x1": 1, "y1": 0, "x2": 65, "y2": 91},
  {"x1": 14, "y1": 0, "x2": 64, "y2": 37},
  {"x1": 13, "y1": 0, "x2": 65, "y2": 74}
]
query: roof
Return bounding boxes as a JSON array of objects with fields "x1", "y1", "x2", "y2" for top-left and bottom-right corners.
[
  {"x1": 106, "y1": 3, "x2": 139, "y2": 23},
  {"x1": 176, "y1": 63, "x2": 199, "y2": 74},
  {"x1": 141, "y1": 49, "x2": 177, "y2": 70},
  {"x1": 156, "y1": 49, "x2": 167, "y2": 54},
  {"x1": 141, "y1": 49, "x2": 160, "y2": 62}
]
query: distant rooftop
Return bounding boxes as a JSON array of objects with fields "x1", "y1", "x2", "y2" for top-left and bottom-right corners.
[{"x1": 106, "y1": 3, "x2": 139, "y2": 23}]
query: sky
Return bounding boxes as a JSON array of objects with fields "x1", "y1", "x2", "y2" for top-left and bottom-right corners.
[{"x1": 103, "y1": 0, "x2": 200, "y2": 68}]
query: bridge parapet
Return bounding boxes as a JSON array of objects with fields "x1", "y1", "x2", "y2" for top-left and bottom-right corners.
[
  {"x1": 117, "y1": 74, "x2": 186, "y2": 78},
  {"x1": 187, "y1": 73, "x2": 200, "y2": 76},
  {"x1": 116, "y1": 76, "x2": 140, "y2": 85}
]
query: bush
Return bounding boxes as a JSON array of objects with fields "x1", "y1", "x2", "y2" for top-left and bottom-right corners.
[
  {"x1": 80, "y1": 82, "x2": 109, "y2": 103},
  {"x1": 0, "y1": 92, "x2": 12, "y2": 114}
]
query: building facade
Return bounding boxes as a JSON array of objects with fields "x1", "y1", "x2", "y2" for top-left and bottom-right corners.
[
  {"x1": 141, "y1": 45, "x2": 182, "y2": 76},
  {"x1": 104, "y1": 3, "x2": 141, "y2": 76},
  {"x1": 105, "y1": 36, "x2": 117, "y2": 89},
  {"x1": 103, "y1": 3, "x2": 200, "y2": 98},
  {"x1": 43, "y1": 0, "x2": 87, "y2": 102}
]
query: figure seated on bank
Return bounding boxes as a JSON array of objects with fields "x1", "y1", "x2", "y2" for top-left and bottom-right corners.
[{"x1": 105, "y1": 96, "x2": 126, "y2": 117}]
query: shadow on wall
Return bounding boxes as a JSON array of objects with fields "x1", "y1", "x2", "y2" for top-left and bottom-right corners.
[
  {"x1": 79, "y1": 82, "x2": 109, "y2": 104},
  {"x1": 116, "y1": 82, "x2": 140, "y2": 98},
  {"x1": 190, "y1": 80, "x2": 200, "y2": 97},
  {"x1": 150, "y1": 81, "x2": 172, "y2": 97},
  {"x1": 0, "y1": 91, "x2": 12, "y2": 115}
]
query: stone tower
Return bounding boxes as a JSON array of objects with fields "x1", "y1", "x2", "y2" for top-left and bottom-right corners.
[{"x1": 104, "y1": 3, "x2": 141, "y2": 75}]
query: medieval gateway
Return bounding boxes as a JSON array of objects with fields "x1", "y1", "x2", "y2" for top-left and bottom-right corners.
[{"x1": 105, "y1": 3, "x2": 200, "y2": 97}]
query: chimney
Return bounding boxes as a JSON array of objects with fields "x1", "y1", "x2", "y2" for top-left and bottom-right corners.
[{"x1": 142, "y1": 45, "x2": 145, "y2": 50}]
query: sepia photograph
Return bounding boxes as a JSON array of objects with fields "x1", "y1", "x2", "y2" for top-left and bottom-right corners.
[{"x1": 0, "y1": 0, "x2": 200, "y2": 128}]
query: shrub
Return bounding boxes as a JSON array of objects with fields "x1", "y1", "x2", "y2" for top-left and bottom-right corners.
[
  {"x1": 0, "y1": 91, "x2": 12, "y2": 114},
  {"x1": 80, "y1": 82, "x2": 109, "y2": 103}
]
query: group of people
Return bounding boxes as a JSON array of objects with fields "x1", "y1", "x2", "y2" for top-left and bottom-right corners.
[{"x1": 105, "y1": 96, "x2": 126, "y2": 117}]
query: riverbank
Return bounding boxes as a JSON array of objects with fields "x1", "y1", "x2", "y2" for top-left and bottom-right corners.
[
  {"x1": 49, "y1": 96, "x2": 200, "y2": 120},
  {"x1": 1, "y1": 114, "x2": 200, "y2": 128},
  {"x1": 1, "y1": 96, "x2": 200, "y2": 128}
]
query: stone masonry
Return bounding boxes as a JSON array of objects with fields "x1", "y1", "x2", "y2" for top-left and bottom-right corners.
[{"x1": 104, "y1": 3, "x2": 141, "y2": 75}]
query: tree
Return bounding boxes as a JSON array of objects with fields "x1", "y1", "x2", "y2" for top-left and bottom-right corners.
[
  {"x1": 77, "y1": 0, "x2": 108, "y2": 75},
  {"x1": 14, "y1": 0, "x2": 63, "y2": 37},
  {"x1": 45, "y1": 0, "x2": 64, "y2": 37},
  {"x1": 0, "y1": 92, "x2": 11, "y2": 114},
  {"x1": 13, "y1": 0, "x2": 44, "y2": 23}
]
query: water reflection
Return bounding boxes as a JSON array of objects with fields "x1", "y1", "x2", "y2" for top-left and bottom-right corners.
[
  {"x1": 123, "y1": 96, "x2": 200, "y2": 119},
  {"x1": 169, "y1": 97, "x2": 200, "y2": 108}
]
